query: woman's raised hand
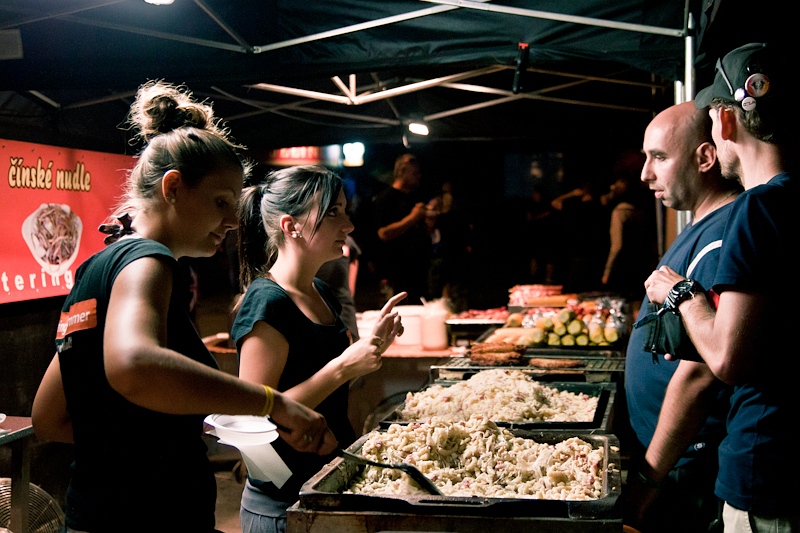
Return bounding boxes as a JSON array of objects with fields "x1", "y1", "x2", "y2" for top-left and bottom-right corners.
[{"x1": 372, "y1": 291, "x2": 407, "y2": 346}]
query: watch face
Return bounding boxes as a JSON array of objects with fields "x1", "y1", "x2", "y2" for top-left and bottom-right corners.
[{"x1": 673, "y1": 279, "x2": 700, "y2": 302}]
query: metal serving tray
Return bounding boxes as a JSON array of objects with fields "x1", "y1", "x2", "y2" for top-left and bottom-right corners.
[
  {"x1": 298, "y1": 431, "x2": 621, "y2": 520},
  {"x1": 430, "y1": 355, "x2": 625, "y2": 383},
  {"x1": 379, "y1": 380, "x2": 616, "y2": 432},
  {"x1": 475, "y1": 325, "x2": 628, "y2": 355}
]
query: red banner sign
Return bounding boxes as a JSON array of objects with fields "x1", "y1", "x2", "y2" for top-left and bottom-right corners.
[{"x1": 1, "y1": 139, "x2": 134, "y2": 304}]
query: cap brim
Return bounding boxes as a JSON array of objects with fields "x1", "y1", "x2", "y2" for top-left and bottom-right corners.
[{"x1": 694, "y1": 85, "x2": 716, "y2": 109}]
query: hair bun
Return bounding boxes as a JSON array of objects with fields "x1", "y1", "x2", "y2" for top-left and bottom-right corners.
[{"x1": 128, "y1": 80, "x2": 217, "y2": 142}]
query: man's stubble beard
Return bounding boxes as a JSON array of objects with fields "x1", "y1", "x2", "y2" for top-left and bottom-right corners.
[{"x1": 719, "y1": 150, "x2": 743, "y2": 186}]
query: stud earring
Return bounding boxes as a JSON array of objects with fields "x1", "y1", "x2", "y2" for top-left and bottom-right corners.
[
  {"x1": 166, "y1": 196, "x2": 176, "y2": 204},
  {"x1": 291, "y1": 231, "x2": 302, "y2": 239}
]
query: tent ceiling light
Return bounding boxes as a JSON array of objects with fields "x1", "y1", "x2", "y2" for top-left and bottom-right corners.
[{"x1": 408, "y1": 122, "x2": 429, "y2": 136}]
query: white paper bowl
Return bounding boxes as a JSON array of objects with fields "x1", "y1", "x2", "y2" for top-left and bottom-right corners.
[{"x1": 204, "y1": 414, "x2": 278, "y2": 446}]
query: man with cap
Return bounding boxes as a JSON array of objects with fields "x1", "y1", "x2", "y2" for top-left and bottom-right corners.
[
  {"x1": 644, "y1": 42, "x2": 800, "y2": 532},
  {"x1": 624, "y1": 101, "x2": 740, "y2": 533}
]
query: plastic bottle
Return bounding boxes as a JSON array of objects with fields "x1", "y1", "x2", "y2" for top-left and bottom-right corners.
[{"x1": 421, "y1": 303, "x2": 449, "y2": 350}]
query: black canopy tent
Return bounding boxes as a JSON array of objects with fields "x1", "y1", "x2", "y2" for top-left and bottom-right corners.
[
  {"x1": 1, "y1": 0, "x2": 783, "y2": 261},
  {"x1": 0, "y1": 0, "x2": 706, "y2": 155}
]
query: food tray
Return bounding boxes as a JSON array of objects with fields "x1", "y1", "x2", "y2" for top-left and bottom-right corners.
[
  {"x1": 430, "y1": 356, "x2": 625, "y2": 383},
  {"x1": 380, "y1": 381, "x2": 616, "y2": 432},
  {"x1": 446, "y1": 320, "x2": 503, "y2": 344},
  {"x1": 475, "y1": 326, "x2": 628, "y2": 353},
  {"x1": 298, "y1": 431, "x2": 621, "y2": 519},
  {"x1": 287, "y1": 504, "x2": 622, "y2": 533}
]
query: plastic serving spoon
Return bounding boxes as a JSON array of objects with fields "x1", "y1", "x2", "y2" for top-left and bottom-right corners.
[{"x1": 339, "y1": 449, "x2": 443, "y2": 496}]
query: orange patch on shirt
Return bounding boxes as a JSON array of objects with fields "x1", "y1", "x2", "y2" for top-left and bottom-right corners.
[{"x1": 56, "y1": 299, "x2": 98, "y2": 339}]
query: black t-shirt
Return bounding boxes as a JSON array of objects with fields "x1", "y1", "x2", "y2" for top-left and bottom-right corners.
[
  {"x1": 57, "y1": 238, "x2": 218, "y2": 532},
  {"x1": 231, "y1": 277, "x2": 355, "y2": 502}
]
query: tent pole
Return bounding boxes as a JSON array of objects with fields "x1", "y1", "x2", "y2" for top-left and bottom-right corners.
[{"x1": 673, "y1": 11, "x2": 696, "y2": 241}]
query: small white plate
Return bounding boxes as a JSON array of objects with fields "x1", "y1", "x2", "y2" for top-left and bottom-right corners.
[
  {"x1": 206, "y1": 414, "x2": 276, "y2": 433},
  {"x1": 204, "y1": 414, "x2": 278, "y2": 446}
]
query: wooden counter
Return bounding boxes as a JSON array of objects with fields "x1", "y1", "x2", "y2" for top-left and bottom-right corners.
[{"x1": 380, "y1": 343, "x2": 458, "y2": 359}]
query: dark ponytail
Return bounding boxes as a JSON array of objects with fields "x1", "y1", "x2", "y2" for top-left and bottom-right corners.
[{"x1": 237, "y1": 184, "x2": 271, "y2": 292}]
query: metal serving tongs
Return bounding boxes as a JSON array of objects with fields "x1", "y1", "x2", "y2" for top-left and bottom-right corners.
[{"x1": 339, "y1": 449, "x2": 443, "y2": 495}]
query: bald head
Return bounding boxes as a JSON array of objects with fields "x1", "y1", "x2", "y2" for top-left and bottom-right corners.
[
  {"x1": 641, "y1": 102, "x2": 724, "y2": 213},
  {"x1": 648, "y1": 101, "x2": 713, "y2": 151}
]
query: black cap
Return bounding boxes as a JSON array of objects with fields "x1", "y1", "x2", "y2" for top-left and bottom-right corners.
[{"x1": 695, "y1": 43, "x2": 775, "y2": 110}]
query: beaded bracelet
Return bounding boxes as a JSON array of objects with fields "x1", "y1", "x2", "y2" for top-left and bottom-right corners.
[{"x1": 260, "y1": 385, "x2": 274, "y2": 417}]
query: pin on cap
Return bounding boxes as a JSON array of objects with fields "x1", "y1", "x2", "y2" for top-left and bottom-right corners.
[
  {"x1": 744, "y1": 73, "x2": 770, "y2": 98},
  {"x1": 738, "y1": 72, "x2": 770, "y2": 110},
  {"x1": 694, "y1": 43, "x2": 776, "y2": 111}
]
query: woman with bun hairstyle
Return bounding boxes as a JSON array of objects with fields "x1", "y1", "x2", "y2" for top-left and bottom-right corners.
[
  {"x1": 31, "y1": 81, "x2": 337, "y2": 533},
  {"x1": 233, "y1": 165, "x2": 406, "y2": 533}
]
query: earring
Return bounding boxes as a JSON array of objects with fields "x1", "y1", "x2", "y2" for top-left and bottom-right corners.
[
  {"x1": 291, "y1": 231, "x2": 302, "y2": 239},
  {"x1": 166, "y1": 196, "x2": 176, "y2": 204}
]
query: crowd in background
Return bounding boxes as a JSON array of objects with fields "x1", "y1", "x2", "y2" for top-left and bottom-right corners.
[{"x1": 190, "y1": 145, "x2": 660, "y2": 316}]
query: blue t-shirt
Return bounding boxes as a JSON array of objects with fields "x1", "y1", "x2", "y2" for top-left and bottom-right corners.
[
  {"x1": 231, "y1": 277, "x2": 355, "y2": 504},
  {"x1": 711, "y1": 172, "x2": 799, "y2": 515},
  {"x1": 626, "y1": 204, "x2": 732, "y2": 467}
]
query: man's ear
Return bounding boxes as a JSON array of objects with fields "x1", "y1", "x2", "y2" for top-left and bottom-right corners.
[
  {"x1": 718, "y1": 107, "x2": 737, "y2": 142},
  {"x1": 696, "y1": 141, "x2": 718, "y2": 173},
  {"x1": 161, "y1": 169, "x2": 182, "y2": 203}
]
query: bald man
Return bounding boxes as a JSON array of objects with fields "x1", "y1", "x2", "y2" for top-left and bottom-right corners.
[{"x1": 624, "y1": 102, "x2": 742, "y2": 533}]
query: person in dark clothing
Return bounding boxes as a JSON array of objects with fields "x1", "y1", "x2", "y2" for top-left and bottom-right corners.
[
  {"x1": 644, "y1": 43, "x2": 800, "y2": 532},
  {"x1": 601, "y1": 151, "x2": 659, "y2": 305},
  {"x1": 233, "y1": 165, "x2": 406, "y2": 533},
  {"x1": 30, "y1": 80, "x2": 337, "y2": 533},
  {"x1": 371, "y1": 153, "x2": 431, "y2": 305},
  {"x1": 316, "y1": 234, "x2": 361, "y2": 340},
  {"x1": 624, "y1": 102, "x2": 741, "y2": 533}
]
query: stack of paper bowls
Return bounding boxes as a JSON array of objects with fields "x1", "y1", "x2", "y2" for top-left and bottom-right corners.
[{"x1": 204, "y1": 414, "x2": 291, "y2": 487}]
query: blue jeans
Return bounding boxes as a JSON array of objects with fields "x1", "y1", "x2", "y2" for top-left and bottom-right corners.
[{"x1": 240, "y1": 505, "x2": 287, "y2": 533}]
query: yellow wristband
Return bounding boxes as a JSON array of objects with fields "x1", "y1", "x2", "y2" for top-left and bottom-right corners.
[{"x1": 260, "y1": 385, "x2": 274, "y2": 417}]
